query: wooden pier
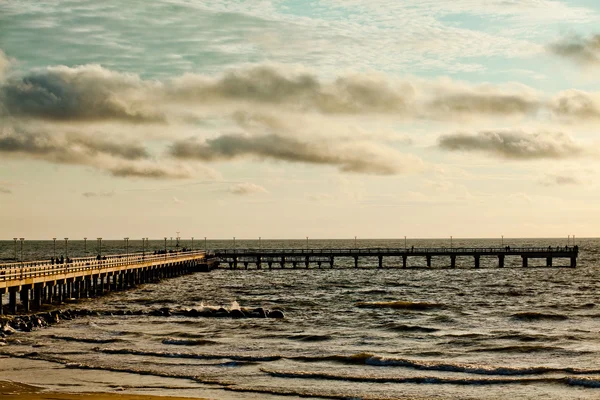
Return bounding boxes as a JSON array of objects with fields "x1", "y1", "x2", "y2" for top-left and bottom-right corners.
[
  {"x1": 0, "y1": 250, "x2": 210, "y2": 315},
  {"x1": 213, "y1": 246, "x2": 579, "y2": 270}
]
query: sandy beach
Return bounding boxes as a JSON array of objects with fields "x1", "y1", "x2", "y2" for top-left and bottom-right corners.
[{"x1": 0, "y1": 380, "x2": 208, "y2": 400}]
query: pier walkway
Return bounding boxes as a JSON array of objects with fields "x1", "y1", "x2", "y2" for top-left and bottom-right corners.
[
  {"x1": 0, "y1": 250, "x2": 209, "y2": 315},
  {"x1": 214, "y1": 246, "x2": 579, "y2": 269}
]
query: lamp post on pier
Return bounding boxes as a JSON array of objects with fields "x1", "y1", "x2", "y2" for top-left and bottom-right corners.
[
  {"x1": 233, "y1": 237, "x2": 236, "y2": 251},
  {"x1": 53, "y1": 238, "x2": 57, "y2": 259},
  {"x1": 354, "y1": 236, "x2": 357, "y2": 249},
  {"x1": 306, "y1": 236, "x2": 308, "y2": 251},
  {"x1": 19, "y1": 238, "x2": 24, "y2": 265},
  {"x1": 501, "y1": 235, "x2": 504, "y2": 247},
  {"x1": 450, "y1": 236, "x2": 453, "y2": 249},
  {"x1": 191, "y1": 237, "x2": 194, "y2": 251},
  {"x1": 124, "y1": 237, "x2": 129, "y2": 263},
  {"x1": 84, "y1": 237, "x2": 87, "y2": 253},
  {"x1": 164, "y1": 237, "x2": 167, "y2": 257},
  {"x1": 13, "y1": 238, "x2": 17, "y2": 261},
  {"x1": 259, "y1": 237, "x2": 261, "y2": 250},
  {"x1": 64, "y1": 238, "x2": 69, "y2": 260},
  {"x1": 204, "y1": 237, "x2": 207, "y2": 253},
  {"x1": 97, "y1": 238, "x2": 102, "y2": 258},
  {"x1": 404, "y1": 236, "x2": 407, "y2": 250}
]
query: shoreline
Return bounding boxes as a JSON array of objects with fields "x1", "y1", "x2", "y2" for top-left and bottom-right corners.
[{"x1": 0, "y1": 380, "x2": 210, "y2": 400}]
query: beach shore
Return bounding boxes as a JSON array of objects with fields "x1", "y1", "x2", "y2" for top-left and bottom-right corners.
[{"x1": 1, "y1": 380, "x2": 209, "y2": 400}]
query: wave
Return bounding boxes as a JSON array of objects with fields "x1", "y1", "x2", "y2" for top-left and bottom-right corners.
[
  {"x1": 467, "y1": 345, "x2": 567, "y2": 354},
  {"x1": 89, "y1": 348, "x2": 600, "y2": 377},
  {"x1": 161, "y1": 338, "x2": 220, "y2": 346},
  {"x1": 47, "y1": 335, "x2": 122, "y2": 344},
  {"x1": 286, "y1": 334, "x2": 333, "y2": 342},
  {"x1": 384, "y1": 323, "x2": 439, "y2": 333},
  {"x1": 261, "y1": 368, "x2": 600, "y2": 389},
  {"x1": 356, "y1": 301, "x2": 444, "y2": 310},
  {"x1": 511, "y1": 312, "x2": 569, "y2": 321}
]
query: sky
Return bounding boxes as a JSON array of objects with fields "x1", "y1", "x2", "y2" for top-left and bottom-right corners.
[{"x1": 1, "y1": 0, "x2": 600, "y2": 240}]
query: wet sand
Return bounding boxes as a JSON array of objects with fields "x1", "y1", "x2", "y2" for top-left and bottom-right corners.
[{"x1": 0, "y1": 380, "x2": 209, "y2": 400}]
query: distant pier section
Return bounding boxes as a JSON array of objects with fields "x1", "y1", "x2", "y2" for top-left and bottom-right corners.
[{"x1": 214, "y1": 246, "x2": 579, "y2": 269}]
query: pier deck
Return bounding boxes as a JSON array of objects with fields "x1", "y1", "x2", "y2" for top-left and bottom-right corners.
[
  {"x1": 214, "y1": 246, "x2": 579, "y2": 269},
  {"x1": 0, "y1": 250, "x2": 208, "y2": 315}
]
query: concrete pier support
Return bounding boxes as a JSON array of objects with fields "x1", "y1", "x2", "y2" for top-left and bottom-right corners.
[
  {"x1": 21, "y1": 288, "x2": 30, "y2": 313},
  {"x1": 354, "y1": 256, "x2": 358, "y2": 268},
  {"x1": 0, "y1": 293, "x2": 3, "y2": 315},
  {"x1": 498, "y1": 255, "x2": 505, "y2": 268},
  {"x1": 33, "y1": 286, "x2": 42, "y2": 310},
  {"x1": 9, "y1": 289, "x2": 17, "y2": 314},
  {"x1": 233, "y1": 257, "x2": 238, "y2": 269},
  {"x1": 474, "y1": 256, "x2": 480, "y2": 269},
  {"x1": 329, "y1": 256, "x2": 334, "y2": 268},
  {"x1": 257, "y1": 256, "x2": 261, "y2": 269},
  {"x1": 281, "y1": 256, "x2": 285, "y2": 268},
  {"x1": 426, "y1": 255, "x2": 431, "y2": 267},
  {"x1": 268, "y1": 261, "x2": 272, "y2": 269},
  {"x1": 546, "y1": 257, "x2": 553, "y2": 267},
  {"x1": 378, "y1": 256, "x2": 383, "y2": 268},
  {"x1": 450, "y1": 256, "x2": 456, "y2": 268},
  {"x1": 571, "y1": 256, "x2": 577, "y2": 267},
  {"x1": 244, "y1": 262, "x2": 249, "y2": 269},
  {"x1": 305, "y1": 256, "x2": 309, "y2": 269},
  {"x1": 402, "y1": 255, "x2": 407, "y2": 268},
  {"x1": 317, "y1": 261, "x2": 322, "y2": 268},
  {"x1": 522, "y1": 256, "x2": 528, "y2": 268}
]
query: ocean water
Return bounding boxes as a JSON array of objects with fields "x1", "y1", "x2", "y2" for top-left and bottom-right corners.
[{"x1": 1, "y1": 238, "x2": 600, "y2": 400}]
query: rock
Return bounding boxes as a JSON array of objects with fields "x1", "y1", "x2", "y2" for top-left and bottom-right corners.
[
  {"x1": 1, "y1": 324, "x2": 16, "y2": 335},
  {"x1": 252, "y1": 308, "x2": 267, "y2": 318},
  {"x1": 267, "y1": 310, "x2": 284, "y2": 319},
  {"x1": 230, "y1": 309, "x2": 246, "y2": 318}
]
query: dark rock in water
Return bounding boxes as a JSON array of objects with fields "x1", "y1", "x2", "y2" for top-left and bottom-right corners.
[
  {"x1": 214, "y1": 308, "x2": 230, "y2": 318},
  {"x1": 253, "y1": 308, "x2": 267, "y2": 318},
  {"x1": 187, "y1": 308, "x2": 199, "y2": 317},
  {"x1": 267, "y1": 310, "x2": 284, "y2": 319},
  {"x1": 1, "y1": 324, "x2": 16, "y2": 336},
  {"x1": 149, "y1": 309, "x2": 164, "y2": 317},
  {"x1": 230, "y1": 309, "x2": 246, "y2": 318},
  {"x1": 159, "y1": 307, "x2": 172, "y2": 317}
]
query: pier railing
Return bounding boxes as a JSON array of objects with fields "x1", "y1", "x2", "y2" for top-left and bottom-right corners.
[
  {"x1": 0, "y1": 250, "x2": 207, "y2": 282},
  {"x1": 215, "y1": 247, "x2": 578, "y2": 255}
]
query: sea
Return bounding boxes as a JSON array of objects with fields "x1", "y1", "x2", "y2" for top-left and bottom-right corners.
[{"x1": 1, "y1": 238, "x2": 600, "y2": 400}]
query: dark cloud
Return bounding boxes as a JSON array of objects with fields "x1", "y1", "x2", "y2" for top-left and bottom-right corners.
[
  {"x1": 549, "y1": 34, "x2": 600, "y2": 66},
  {"x1": 437, "y1": 130, "x2": 582, "y2": 160},
  {"x1": 171, "y1": 133, "x2": 413, "y2": 175},
  {"x1": 0, "y1": 125, "x2": 190, "y2": 180},
  {"x1": 551, "y1": 90, "x2": 600, "y2": 120},
  {"x1": 0, "y1": 126, "x2": 149, "y2": 164},
  {"x1": 82, "y1": 191, "x2": 115, "y2": 198},
  {"x1": 169, "y1": 66, "x2": 415, "y2": 114},
  {"x1": 0, "y1": 65, "x2": 164, "y2": 122},
  {"x1": 108, "y1": 164, "x2": 192, "y2": 179}
]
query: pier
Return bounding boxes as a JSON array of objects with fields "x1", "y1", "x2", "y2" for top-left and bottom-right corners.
[
  {"x1": 0, "y1": 250, "x2": 209, "y2": 315},
  {"x1": 213, "y1": 246, "x2": 579, "y2": 270}
]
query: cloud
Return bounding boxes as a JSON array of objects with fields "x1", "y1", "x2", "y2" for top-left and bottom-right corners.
[
  {"x1": 170, "y1": 133, "x2": 422, "y2": 175},
  {"x1": 539, "y1": 173, "x2": 582, "y2": 187},
  {"x1": 551, "y1": 90, "x2": 600, "y2": 121},
  {"x1": 549, "y1": 34, "x2": 600, "y2": 66},
  {"x1": 82, "y1": 191, "x2": 114, "y2": 198},
  {"x1": 0, "y1": 50, "x2": 12, "y2": 82},
  {"x1": 228, "y1": 182, "x2": 268, "y2": 195},
  {"x1": 1, "y1": 64, "x2": 164, "y2": 122},
  {"x1": 0, "y1": 124, "x2": 198, "y2": 180},
  {"x1": 0, "y1": 125, "x2": 149, "y2": 165},
  {"x1": 437, "y1": 130, "x2": 583, "y2": 160},
  {"x1": 0, "y1": 187, "x2": 12, "y2": 194},
  {"x1": 427, "y1": 90, "x2": 539, "y2": 117},
  {"x1": 0, "y1": 63, "x2": 551, "y2": 124}
]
